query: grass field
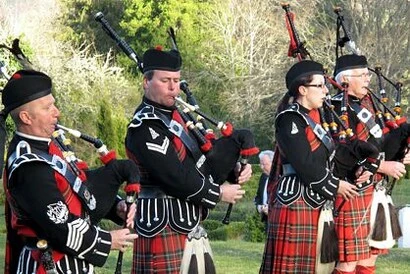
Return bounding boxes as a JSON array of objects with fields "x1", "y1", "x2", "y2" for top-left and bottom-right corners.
[
  {"x1": 72, "y1": 241, "x2": 410, "y2": 273},
  {"x1": 1, "y1": 237, "x2": 410, "y2": 273},
  {"x1": 1, "y1": 178, "x2": 410, "y2": 273}
]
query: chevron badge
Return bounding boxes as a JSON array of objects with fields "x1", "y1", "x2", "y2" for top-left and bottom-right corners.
[{"x1": 146, "y1": 137, "x2": 170, "y2": 155}]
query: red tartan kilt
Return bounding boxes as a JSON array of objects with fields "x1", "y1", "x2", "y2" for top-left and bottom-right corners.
[
  {"x1": 260, "y1": 198, "x2": 320, "y2": 274},
  {"x1": 334, "y1": 186, "x2": 373, "y2": 262},
  {"x1": 132, "y1": 226, "x2": 187, "y2": 274}
]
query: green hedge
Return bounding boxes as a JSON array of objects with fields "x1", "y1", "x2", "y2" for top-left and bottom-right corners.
[{"x1": 207, "y1": 221, "x2": 245, "y2": 241}]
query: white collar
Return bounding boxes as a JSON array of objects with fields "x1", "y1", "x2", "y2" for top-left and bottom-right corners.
[{"x1": 16, "y1": 131, "x2": 51, "y2": 144}]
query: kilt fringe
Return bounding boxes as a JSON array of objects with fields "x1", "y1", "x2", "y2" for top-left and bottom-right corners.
[
  {"x1": 334, "y1": 187, "x2": 373, "y2": 262},
  {"x1": 132, "y1": 226, "x2": 186, "y2": 274}
]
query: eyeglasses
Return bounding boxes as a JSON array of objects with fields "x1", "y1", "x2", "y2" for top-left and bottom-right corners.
[
  {"x1": 304, "y1": 83, "x2": 326, "y2": 89},
  {"x1": 346, "y1": 72, "x2": 372, "y2": 79}
]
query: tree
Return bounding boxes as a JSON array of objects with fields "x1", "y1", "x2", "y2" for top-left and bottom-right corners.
[
  {"x1": 197, "y1": 0, "x2": 324, "y2": 149},
  {"x1": 309, "y1": 0, "x2": 410, "y2": 114}
]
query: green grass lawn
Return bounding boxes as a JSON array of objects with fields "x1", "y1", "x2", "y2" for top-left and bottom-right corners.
[{"x1": 1, "y1": 177, "x2": 410, "y2": 273}]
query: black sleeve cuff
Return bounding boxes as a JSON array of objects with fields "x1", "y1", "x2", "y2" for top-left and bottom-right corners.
[
  {"x1": 82, "y1": 228, "x2": 112, "y2": 267},
  {"x1": 187, "y1": 174, "x2": 221, "y2": 208},
  {"x1": 308, "y1": 170, "x2": 339, "y2": 200}
]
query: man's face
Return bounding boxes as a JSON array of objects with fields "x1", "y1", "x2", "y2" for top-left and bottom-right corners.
[
  {"x1": 144, "y1": 70, "x2": 181, "y2": 107},
  {"x1": 260, "y1": 155, "x2": 272, "y2": 175},
  {"x1": 344, "y1": 68, "x2": 371, "y2": 99},
  {"x1": 21, "y1": 94, "x2": 60, "y2": 138}
]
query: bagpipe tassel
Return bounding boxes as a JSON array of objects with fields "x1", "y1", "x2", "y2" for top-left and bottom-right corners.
[
  {"x1": 387, "y1": 195, "x2": 402, "y2": 239},
  {"x1": 369, "y1": 187, "x2": 395, "y2": 249}
]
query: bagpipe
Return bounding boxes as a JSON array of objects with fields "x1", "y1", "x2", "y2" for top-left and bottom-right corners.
[
  {"x1": 53, "y1": 125, "x2": 140, "y2": 274},
  {"x1": 94, "y1": 12, "x2": 259, "y2": 227}
]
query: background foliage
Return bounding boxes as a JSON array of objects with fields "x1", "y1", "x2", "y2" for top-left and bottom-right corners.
[{"x1": 1, "y1": 0, "x2": 409, "y2": 157}]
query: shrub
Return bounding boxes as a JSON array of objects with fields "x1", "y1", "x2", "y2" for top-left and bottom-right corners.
[
  {"x1": 243, "y1": 212, "x2": 266, "y2": 242},
  {"x1": 208, "y1": 226, "x2": 228, "y2": 241},
  {"x1": 226, "y1": 221, "x2": 245, "y2": 240},
  {"x1": 203, "y1": 219, "x2": 224, "y2": 232}
]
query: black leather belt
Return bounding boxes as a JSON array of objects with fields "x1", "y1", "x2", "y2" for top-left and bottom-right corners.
[{"x1": 139, "y1": 186, "x2": 169, "y2": 199}]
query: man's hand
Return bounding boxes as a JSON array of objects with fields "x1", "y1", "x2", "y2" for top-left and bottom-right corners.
[
  {"x1": 402, "y1": 149, "x2": 410, "y2": 165},
  {"x1": 110, "y1": 228, "x2": 138, "y2": 252},
  {"x1": 378, "y1": 160, "x2": 406, "y2": 179},
  {"x1": 261, "y1": 204, "x2": 268, "y2": 215},
  {"x1": 116, "y1": 201, "x2": 136, "y2": 229},
  {"x1": 220, "y1": 182, "x2": 246, "y2": 204},
  {"x1": 234, "y1": 163, "x2": 252, "y2": 184},
  {"x1": 337, "y1": 180, "x2": 359, "y2": 201},
  {"x1": 354, "y1": 168, "x2": 372, "y2": 183}
]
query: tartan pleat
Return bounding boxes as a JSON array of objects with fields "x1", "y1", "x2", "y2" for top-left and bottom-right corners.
[
  {"x1": 260, "y1": 198, "x2": 320, "y2": 274},
  {"x1": 132, "y1": 226, "x2": 187, "y2": 274},
  {"x1": 334, "y1": 186, "x2": 373, "y2": 262}
]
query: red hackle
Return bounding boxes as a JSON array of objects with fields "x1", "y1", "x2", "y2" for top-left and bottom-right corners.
[
  {"x1": 205, "y1": 132, "x2": 216, "y2": 141},
  {"x1": 396, "y1": 116, "x2": 407, "y2": 126},
  {"x1": 124, "y1": 183, "x2": 140, "y2": 194},
  {"x1": 200, "y1": 141, "x2": 213, "y2": 153},
  {"x1": 240, "y1": 147, "x2": 260, "y2": 157},
  {"x1": 100, "y1": 150, "x2": 117, "y2": 164},
  {"x1": 76, "y1": 161, "x2": 89, "y2": 170},
  {"x1": 221, "y1": 122, "x2": 234, "y2": 137}
]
